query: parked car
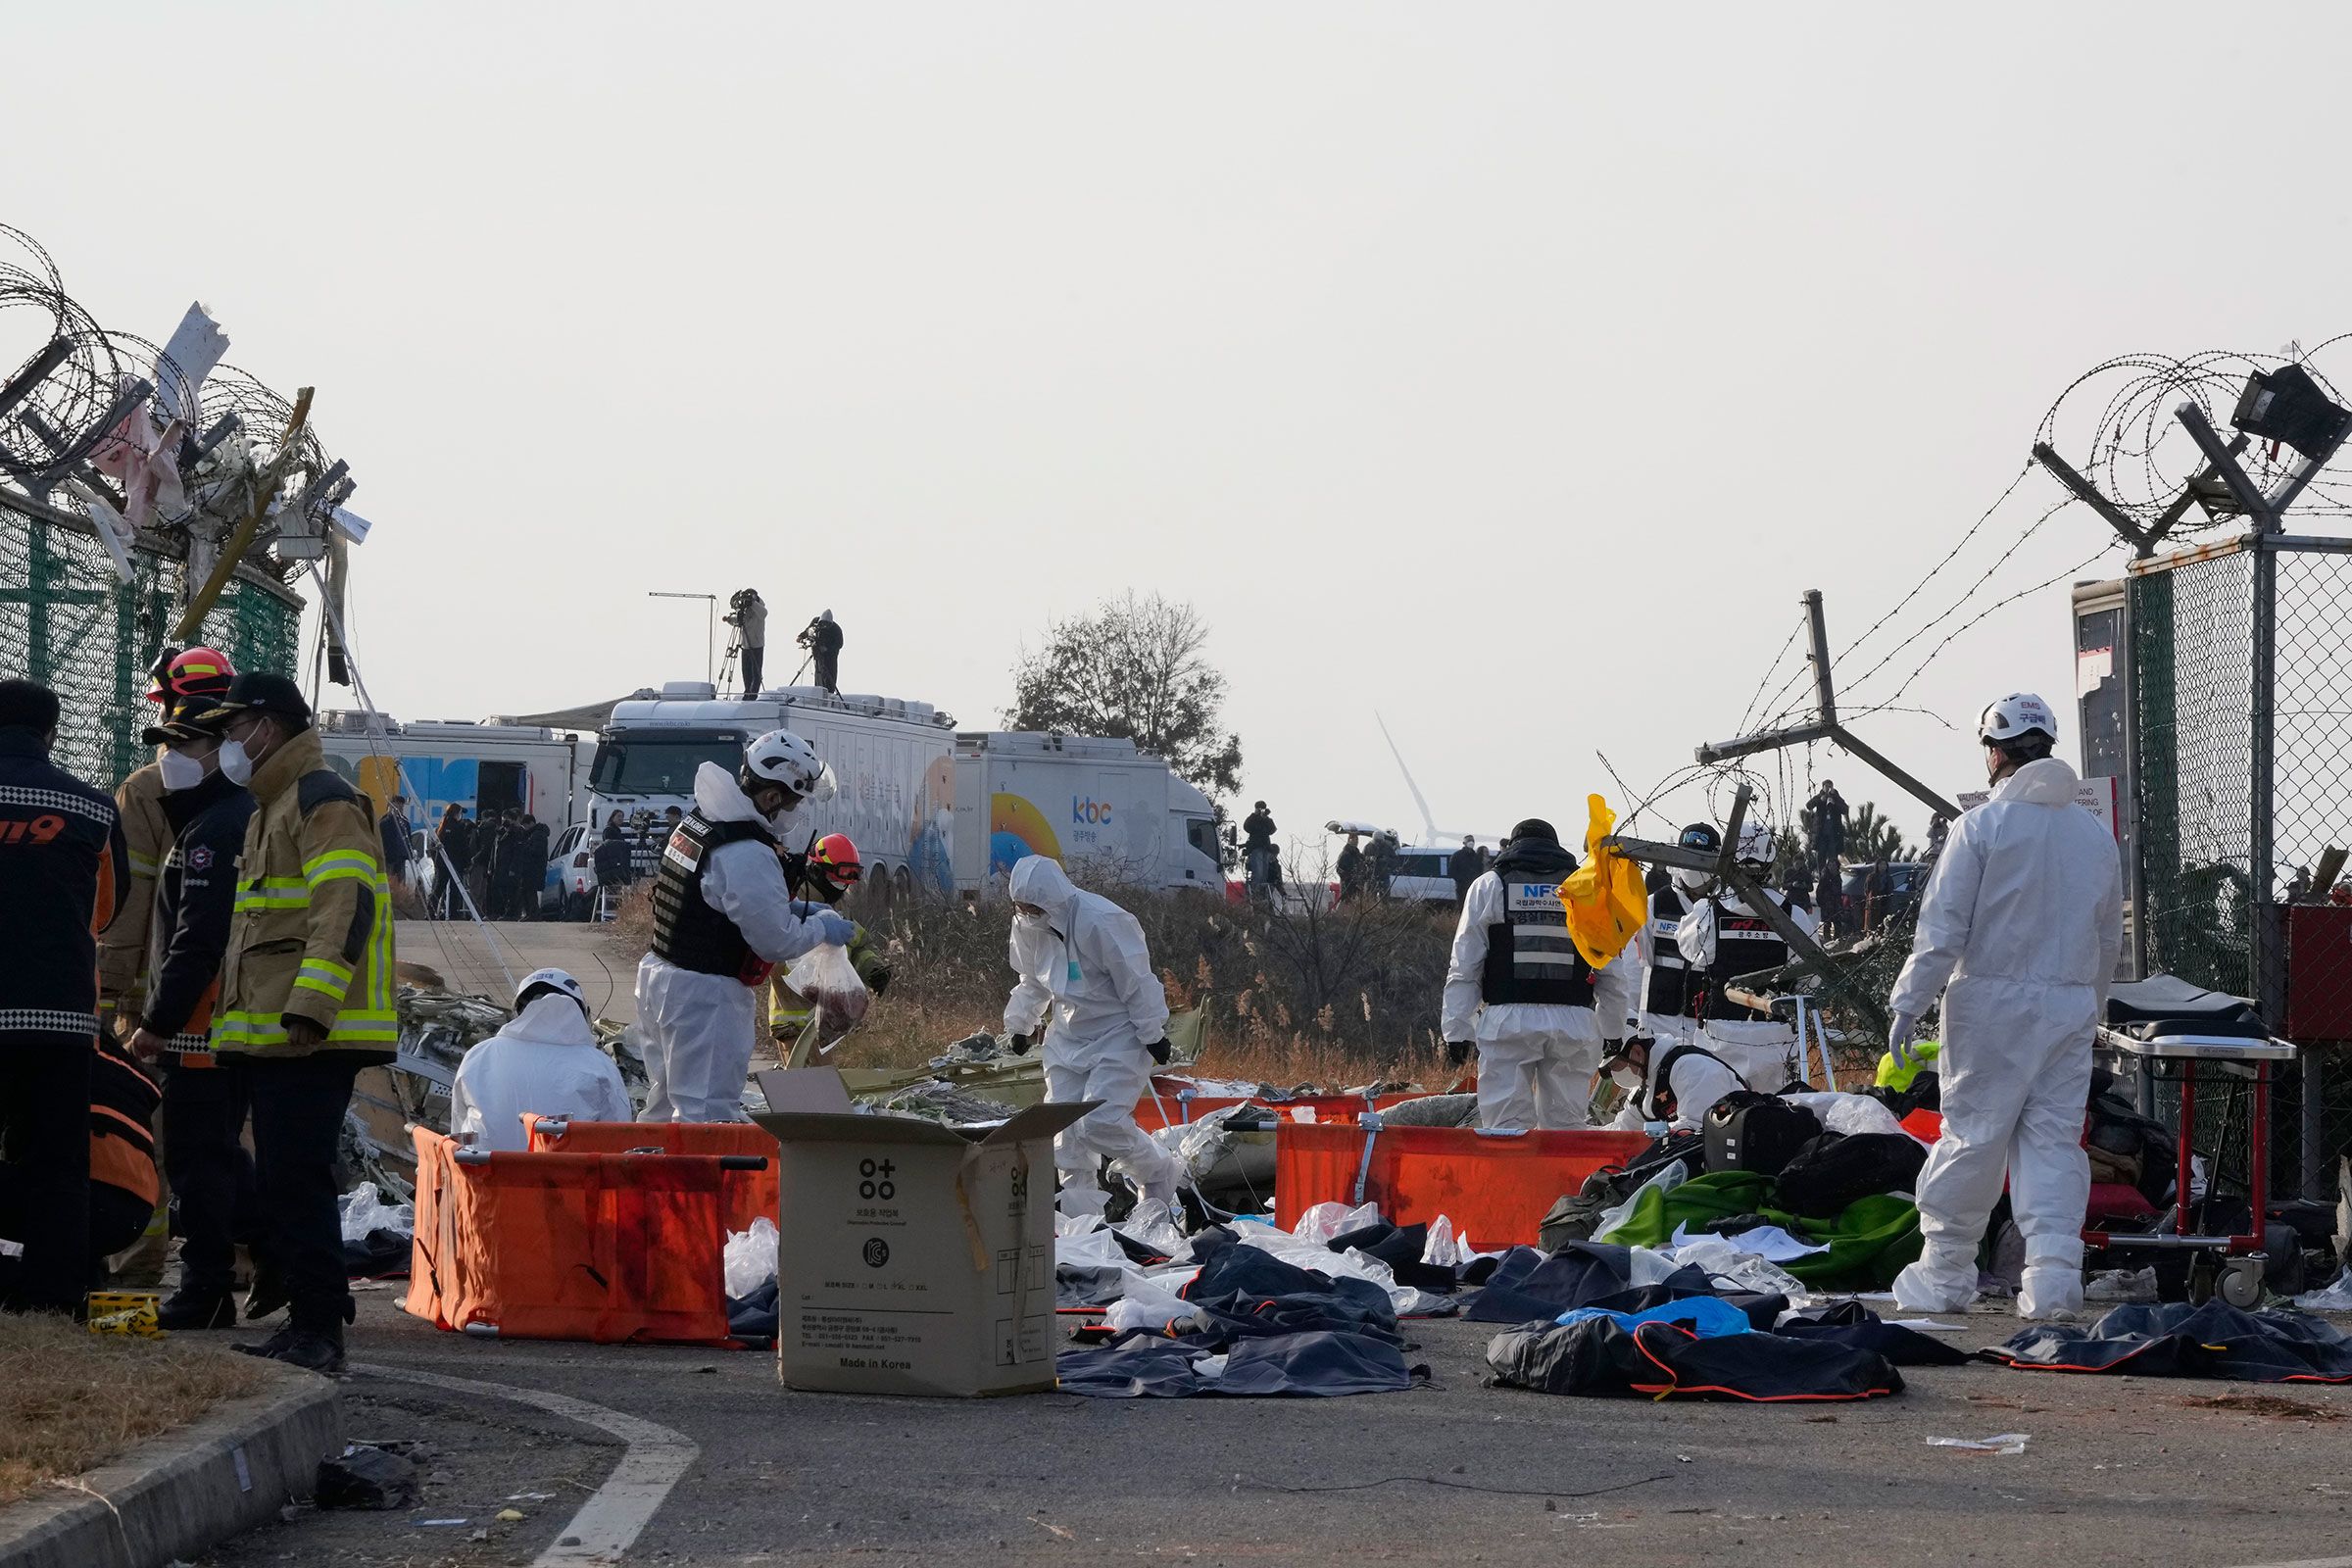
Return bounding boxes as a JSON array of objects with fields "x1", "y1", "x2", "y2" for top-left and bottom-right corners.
[{"x1": 1839, "y1": 860, "x2": 1926, "y2": 932}]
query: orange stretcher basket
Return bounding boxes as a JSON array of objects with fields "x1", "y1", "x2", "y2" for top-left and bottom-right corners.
[
  {"x1": 1274, "y1": 1120, "x2": 1648, "y2": 1252},
  {"x1": 1132, "y1": 1084, "x2": 1426, "y2": 1133},
  {"x1": 521, "y1": 1114, "x2": 782, "y2": 1237},
  {"x1": 404, "y1": 1128, "x2": 765, "y2": 1345}
]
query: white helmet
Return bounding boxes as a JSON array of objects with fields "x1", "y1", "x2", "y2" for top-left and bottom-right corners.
[
  {"x1": 1979, "y1": 692, "x2": 2059, "y2": 746},
  {"x1": 1735, "y1": 820, "x2": 1775, "y2": 869},
  {"x1": 514, "y1": 966, "x2": 589, "y2": 1019},
  {"x1": 742, "y1": 728, "x2": 836, "y2": 804}
]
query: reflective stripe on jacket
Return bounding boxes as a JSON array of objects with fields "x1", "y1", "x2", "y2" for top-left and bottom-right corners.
[{"x1": 214, "y1": 728, "x2": 396, "y2": 1054}]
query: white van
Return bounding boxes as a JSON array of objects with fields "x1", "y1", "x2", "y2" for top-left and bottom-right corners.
[{"x1": 949, "y1": 731, "x2": 1223, "y2": 895}]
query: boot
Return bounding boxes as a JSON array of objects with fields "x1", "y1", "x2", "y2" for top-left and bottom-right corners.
[
  {"x1": 235, "y1": 1321, "x2": 345, "y2": 1375},
  {"x1": 244, "y1": 1265, "x2": 288, "y2": 1321},
  {"x1": 156, "y1": 1291, "x2": 238, "y2": 1330}
]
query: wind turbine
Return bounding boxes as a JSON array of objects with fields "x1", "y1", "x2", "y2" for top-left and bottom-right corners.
[{"x1": 1374, "y1": 711, "x2": 1487, "y2": 847}]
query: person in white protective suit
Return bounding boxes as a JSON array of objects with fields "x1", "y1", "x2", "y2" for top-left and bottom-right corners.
[
  {"x1": 634, "y1": 731, "x2": 854, "y2": 1122},
  {"x1": 1674, "y1": 819, "x2": 1818, "y2": 1091},
  {"x1": 1633, "y1": 822, "x2": 1727, "y2": 1047},
  {"x1": 1000, "y1": 856, "x2": 1184, "y2": 1217},
  {"x1": 450, "y1": 968, "x2": 632, "y2": 1151},
  {"x1": 1442, "y1": 818, "x2": 1637, "y2": 1131},
  {"x1": 1887, "y1": 693, "x2": 2123, "y2": 1320},
  {"x1": 1601, "y1": 1034, "x2": 1748, "y2": 1135}
]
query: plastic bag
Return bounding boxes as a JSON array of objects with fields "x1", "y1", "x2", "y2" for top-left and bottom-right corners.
[
  {"x1": 782, "y1": 942, "x2": 869, "y2": 1031},
  {"x1": 338, "y1": 1185, "x2": 415, "y2": 1246},
  {"x1": 1291, "y1": 1200, "x2": 1382, "y2": 1244},
  {"x1": 724, "y1": 1216, "x2": 779, "y2": 1298}
]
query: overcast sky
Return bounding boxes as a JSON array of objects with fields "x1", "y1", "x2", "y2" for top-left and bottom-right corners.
[{"x1": 15, "y1": 3, "x2": 2348, "y2": 852}]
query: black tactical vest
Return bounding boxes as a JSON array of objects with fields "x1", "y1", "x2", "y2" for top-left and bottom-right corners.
[
  {"x1": 650, "y1": 811, "x2": 775, "y2": 977},
  {"x1": 1479, "y1": 840, "x2": 1596, "y2": 1007}
]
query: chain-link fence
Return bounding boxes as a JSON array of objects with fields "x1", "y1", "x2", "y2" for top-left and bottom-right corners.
[
  {"x1": 2269, "y1": 545, "x2": 2352, "y2": 1198},
  {"x1": 1, "y1": 493, "x2": 301, "y2": 791},
  {"x1": 2126, "y1": 533, "x2": 2352, "y2": 1199}
]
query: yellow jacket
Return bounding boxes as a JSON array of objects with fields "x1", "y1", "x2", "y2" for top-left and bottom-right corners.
[
  {"x1": 214, "y1": 728, "x2": 397, "y2": 1055},
  {"x1": 96, "y1": 759, "x2": 172, "y2": 1013}
]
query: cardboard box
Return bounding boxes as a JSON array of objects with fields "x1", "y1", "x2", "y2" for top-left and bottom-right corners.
[{"x1": 752, "y1": 1068, "x2": 1090, "y2": 1397}]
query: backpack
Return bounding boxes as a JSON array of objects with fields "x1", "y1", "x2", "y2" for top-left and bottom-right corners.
[
  {"x1": 1702, "y1": 1094, "x2": 1822, "y2": 1178},
  {"x1": 1773, "y1": 1132, "x2": 1928, "y2": 1218}
]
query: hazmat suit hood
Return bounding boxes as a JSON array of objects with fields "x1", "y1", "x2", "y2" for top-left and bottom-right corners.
[
  {"x1": 2001, "y1": 756, "x2": 2082, "y2": 806},
  {"x1": 1008, "y1": 856, "x2": 1080, "y2": 929},
  {"x1": 693, "y1": 760, "x2": 776, "y2": 833},
  {"x1": 504, "y1": 993, "x2": 598, "y2": 1049}
]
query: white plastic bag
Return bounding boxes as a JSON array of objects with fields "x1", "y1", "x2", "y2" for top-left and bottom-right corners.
[
  {"x1": 782, "y1": 942, "x2": 869, "y2": 1030},
  {"x1": 723, "y1": 1216, "x2": 779, "y2": 1298},
  {"x1": 338, "y1": 1185, "x2": 415, "y2": 1246},
  {"x1": 1291, "y1": 1200, "x2": 1381, "y2": 1244}
]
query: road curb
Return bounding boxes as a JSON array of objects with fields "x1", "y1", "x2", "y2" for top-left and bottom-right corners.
[{"x1": 0, "y1": 1357, "x2": 344, "y2": 1568}]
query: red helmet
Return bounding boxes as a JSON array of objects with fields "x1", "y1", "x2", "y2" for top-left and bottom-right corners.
[
  {"x1": 146, "y1": 646, "x2": 235, "y2": 706},
  {"x1": 806, "y1": 833, "x2": 863, "y2": 898}
]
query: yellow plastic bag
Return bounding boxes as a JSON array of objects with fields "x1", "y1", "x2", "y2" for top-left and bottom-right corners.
[{"x1": 1556, "y1": 794, "x2": 1649, "y2": 968}]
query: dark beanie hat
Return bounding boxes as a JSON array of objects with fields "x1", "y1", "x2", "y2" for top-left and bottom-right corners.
[
  {"x1": 0, "y1": 679, "x2": 61, "y2": 732},
  {"x1": 1507, "y1": 818, "x2": 1558, "y2": 846}
]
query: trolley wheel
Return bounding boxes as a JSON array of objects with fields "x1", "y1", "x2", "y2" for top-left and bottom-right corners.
[
  {"x1": 2220, "y1": 1256, "x2": 2266, "y2": 1309},
  {"x1": 2185, "y1": 1250, "x2": 2218, "y2": 1305}
]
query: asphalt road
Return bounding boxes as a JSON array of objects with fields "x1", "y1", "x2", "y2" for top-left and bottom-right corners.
[{"x1": 192, "y1": 1291, "x2": 2352, "y2": 1568}]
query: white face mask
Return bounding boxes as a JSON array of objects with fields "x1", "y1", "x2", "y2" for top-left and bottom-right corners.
[
  {"x1": 1610, "y1": 1064, "x2": 1644, "y2": 1091},
  {"x1": 1672, "y1": 867, "x2": 1712, "y2": 895},
  {"x1": 158, "y1": 748, "x2": 208, "y2": 792},
  {"x1": 217, "y1": 737, "x2": 255, "y2": 786}
]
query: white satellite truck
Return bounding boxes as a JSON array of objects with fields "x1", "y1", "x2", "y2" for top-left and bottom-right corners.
[
  {"x1": 581, "y1": 685, "x2": 1224, "y2": 901},
  {"x1": 318, "y1": 710, "x2": 590, "y2": 833},
  {"x1": 584, "y1": 682, "x2": 958, "y2": 894},
  {"x1": 948, "y1": 730, "x2": 1225, "y2": 895}
]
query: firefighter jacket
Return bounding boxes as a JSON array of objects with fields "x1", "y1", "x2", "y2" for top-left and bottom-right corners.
[
  {"x1": 138, "y1": 768, "x2": 256, "y2": 1055},
  {"x1": 214, "y1": 728, "x2": 396, "y2": 1055},
  {"x1": 96, "y1": 757, "x2": 171, "y2": 1012},
  {"x1": 0, "y1": 727, "x2": 126, "y2": 1039}
]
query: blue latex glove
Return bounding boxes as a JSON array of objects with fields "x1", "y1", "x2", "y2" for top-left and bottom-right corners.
[
  {"x1": 1887, "y1": 1011, "x2": 1923, "y2": 1068},
  {"x1": 807, "y1": 909, "x2": 857, "y2": 947}
]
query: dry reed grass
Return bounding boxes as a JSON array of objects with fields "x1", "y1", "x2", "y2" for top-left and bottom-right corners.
[{"x1": 0, "y1": 1314, "x2": 265, "y2": 1504}]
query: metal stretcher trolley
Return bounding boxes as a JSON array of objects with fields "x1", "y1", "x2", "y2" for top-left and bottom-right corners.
[{"x1": 2086, "y1": 973, "x2": 2298, "y2": 1309}]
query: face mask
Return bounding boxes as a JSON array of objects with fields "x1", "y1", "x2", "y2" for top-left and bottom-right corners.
[
  {"x1": 217, "y1": 737, "x2": 255, "y2": 786},
  {"x1": 1672, "y1": 867, "x2": 1712, "y2": 894},
  {"x1": 158, "y1": 748, "x2": 208, "y2": 792},
  {"x1": 1610, "y1": 1064, "x2": 1644, "y2": 1091}
]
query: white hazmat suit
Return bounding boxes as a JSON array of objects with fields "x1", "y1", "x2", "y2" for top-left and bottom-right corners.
[
  {"x1": 1444, "y1": 870, "x2": 1637, "y2": 1131},
  {"x1": 1675, "y1": 890, "x2": 1819, "y2": 1090},
  {"x1": 635, "y1": 763, "x2": 830, "y2": 1123},
  {"x1": 450, "y1": 994, "x2": 633, "y2": 1152},
  {"x1": 1609, "y1": 1040, "x2": 1751, "y2": 1135},
  {"x1": 1002, "y1": 856, "x2": 1182, "y2": 1216},
  {"x1": 1887, "y1": 757, "x2": 2124, "y2": 1318}
]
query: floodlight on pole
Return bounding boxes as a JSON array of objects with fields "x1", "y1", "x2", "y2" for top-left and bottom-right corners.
[{"x1": 647, "y1": 591, "x2": 719, "y2": 684}]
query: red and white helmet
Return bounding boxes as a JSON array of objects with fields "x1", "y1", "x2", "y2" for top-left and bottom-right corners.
[
  {"x1": 146, "y1": 646, "x2": 235, "y2": 706},
  {"x1": 741, "y1": 728, "x2": 836, "y2": 803},
  {"x1": 1979, "y1": 692, "x2": 2058, "y2": 746},
  {"x1": 807, "y1": 832, "x2": 862, "y2": 894}
]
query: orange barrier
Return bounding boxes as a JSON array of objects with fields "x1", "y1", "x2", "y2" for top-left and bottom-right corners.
[
  {"x1": 1274, "y1": 1121, "x2": 1648, "y2": 1251},
  {"x1": 521, "y1": 1115, "x2": 780, "y2": 1236},
  {"x1": 404, "y1": 1128, "x2": 751, "y2": 1345},
  {"x1": 1133, "y1": 1086, "x2": 1426, "y2": 1134}
]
